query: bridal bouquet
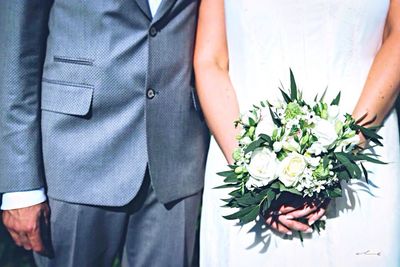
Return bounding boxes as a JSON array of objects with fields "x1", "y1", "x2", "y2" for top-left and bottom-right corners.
[{"x1": 218, "y1": 71, "x2": 384, "y2": 234}]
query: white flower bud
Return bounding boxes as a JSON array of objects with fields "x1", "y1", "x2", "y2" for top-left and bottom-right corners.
[{"x1": 273, "y1": 141, "x2": 283, "y2": 152}]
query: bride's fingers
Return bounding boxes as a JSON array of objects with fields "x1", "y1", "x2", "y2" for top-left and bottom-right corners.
[
  {"x1": 308, "y1": 207, "x2": 327, "y2": 226},
  {"x1": 285, "y1": 205, "x2": 318, "y2": 219},
  {"x1": 279, "y1": 216, "x2": 313, "y2": 233},
  {"x1": 265, "y1": 216, "x2": 292, "y2": 235},
  {"x1": 307, "y1": 198, "x2": 330, "y2": 224},
  {"x1": 278, "y1": 205, "x2": 298, "y2": 214},
  {"x1": 278, "y1": 202, "x2": 310, "y2": 214}
]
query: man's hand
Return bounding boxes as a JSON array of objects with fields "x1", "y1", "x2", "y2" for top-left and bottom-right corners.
[
  {"x1": 265, "y1": 197, "x2": 329, "y2": 235},
  {"x1": 2, "y1": 202, "x2": 50, "y2": 253}
]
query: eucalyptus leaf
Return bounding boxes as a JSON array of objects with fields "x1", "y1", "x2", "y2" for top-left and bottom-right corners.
[
  {"x1": 352, "y1": 154, "x2": 387, "y2": 165},
  {"x1": 360, "y1": 162, "x2": 369, "y2": 184},
  {"x1": 279, "y1": 89, "x2": 292, "y2": 104},
  {"x1": 244, "y1": 138, "x2": 265, "y2": 154},
  {"x1": 224, "y1": 175, "x2": 239, "y2": 183},
  {"x1": 331, "y1": 92, "x2": 341, "y2": 105},
  {"x1": 279, "y1": 183, "x2": 302, "y2": 196},
  {"x1": 213, "y1": 183, "x2": 240, "y2": 189},
  {"x1": 240, "y1": 206, "x2": 261, "y2": 224},
  {"x1": 319, "y1": 87, "x2": 328, "y2": 102},
  {"x1": 290, "y1": 69, "x2": 298, "y2": 100},
  {"x1": 327, "y1": 187, "x2": 342, "y2": 198},
  {"x1": 223, "y1": 206, "x2": 256, "y2": 220},
  {"x1": 217, "y1": 170, "x2": 235, "y2": 177}
]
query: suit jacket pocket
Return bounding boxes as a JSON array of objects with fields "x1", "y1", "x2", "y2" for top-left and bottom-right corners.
[
  {"x1": 41, "y1": 79, "x2": 94, "y2": 116},
  {"x1": 53, "y1": 56, "x2": 94, "y2": 66}
]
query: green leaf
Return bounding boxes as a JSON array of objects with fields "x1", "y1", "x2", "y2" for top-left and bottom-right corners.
[
  {"x1": 213, "y1": 183, "x2": 240, "y2": 189},
  {"x1": 360, "y1": 162, "x2": 369, "y2": 184},
  {"x1": 229, "y1": 189, "x2": 243, "y2": 198},
  {"x1": 244, "y1": 138, "x2": 265, "y2": 154},
  {"x1": 240, "y1": 206, "x2": 261, "y2": 224},
  {"x1": 248, "y1": 117, "x2": 256, "y2": 126},
  {"x1": 335, "y1": 152, "x2": 362, "y2": 178},
  {"x1": 290, "y1": 69, "x2": 297, "y2": 101},
  {"x1": 279, "y1": 89, "x2": 292, "y2": 104},
  {"x1": 269, "y1": 181, "x2": 280, "y2": 190},
  {"x1": 263, "y1": 189, "x2": 276, "y2": 210},
  {"x1": 279, "y1": 183, "x2": 302, "y2": 196},
  {"x1": 217, "y1": 170, "x2": 235, "y2": 177},
  {"x1": 259, "y1": 134, "x2": 272, "y2": 144},
  {"x1": 236, "y1": 192, "x2": 263, "y2": 206},
  {"x1": 319, "y1": 87, "x2": 328, "y2": 102},
  {"x1": 267, "y1": 103, "x2": 282, "y2": 126},
  {"x1": 352, "y1": 124, "x2": 383, "y2": 146},
  {"x1": 352, "y1": 153, "x2": 387, "y2": 165},
  {"x1": 327, "y1": 187, "x2": 342, "y2": 198},
  {"x1": 313, "y1": 219, "x2": 326, "y2": 234},
  {"x1": 335, "y1": 152, "x2": 353, "y2": 168},
  {"x1": 322, "y1": 155, "x2": 330, "y2": 169},
  {"x1": 331, "y1": 92, "x2": 341, "y2": 106},
  {"x1": 224, "y1": 174, "x2": 240, "y2": 183},
  {"x1": 223, "y1": 206, "x2": 255, "y2": 220},
  {"x1": 337, "y1": 169, "x2": 351, "y2": 181}
]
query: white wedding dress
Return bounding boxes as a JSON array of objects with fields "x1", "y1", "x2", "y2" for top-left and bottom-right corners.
[{"x1": 200, "y1": 1, "x2": 400, "y2": 266}]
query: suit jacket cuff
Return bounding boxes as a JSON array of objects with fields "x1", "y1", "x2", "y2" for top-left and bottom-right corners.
[{"x1": 1, "y1": 188, "x2": 47, "y2": 210}]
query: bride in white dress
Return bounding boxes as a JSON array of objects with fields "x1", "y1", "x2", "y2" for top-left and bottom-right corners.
[{"x1": 194, "y1": 0, "x2": 400, "y2": 266}]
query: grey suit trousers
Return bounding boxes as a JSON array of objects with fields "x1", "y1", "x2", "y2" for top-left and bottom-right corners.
[{"x1": 33, "y1": 172, "x2": 201, "y2": 267}]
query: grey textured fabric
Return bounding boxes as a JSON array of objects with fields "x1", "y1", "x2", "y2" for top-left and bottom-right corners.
[
  {"x1": 0, "y1": 0, "x2": 210, "y2": 205},
  {"x1": 33, "y1": 174, "x2": 201, "y2": 267}
]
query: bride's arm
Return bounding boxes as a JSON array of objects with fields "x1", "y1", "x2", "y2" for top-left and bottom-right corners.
[
  {"x1": 194, "y1": 0, "x2": 240, "y2": 164},
  {"x1": 194, "y1": 0, "x2": 316, "y2": 234},
  {"x1": 352, "y1": 0, "x2": 400, "y2": 127}
]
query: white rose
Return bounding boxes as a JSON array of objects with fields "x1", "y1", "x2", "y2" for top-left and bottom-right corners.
[
  {"x1": 278, "y1": 153, "x2": 307, "y2": 187},
  {"x1": 246, "y1": 148, "x2": 278, "y2": 187},
  {"x1": 312, "y1": 118, "x2": 338, "y2": 148},
  {"x1": 255, "y1": 108, "x2": 275, "y2": 137}
]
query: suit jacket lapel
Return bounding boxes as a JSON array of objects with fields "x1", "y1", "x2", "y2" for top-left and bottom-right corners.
[
  {"x1": 152, "y1": 0, "x2": 178, "y2": 23},
  {"x1": 135, "y1": 0, "x2": 152, "y2": 20}
]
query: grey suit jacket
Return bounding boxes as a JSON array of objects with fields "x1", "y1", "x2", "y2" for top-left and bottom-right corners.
[{"x1": 0, "y1": 0, "x2": 210, "y2": 206}]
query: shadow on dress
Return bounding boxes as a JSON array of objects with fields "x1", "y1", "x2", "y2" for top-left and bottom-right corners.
[{"x1": 239, "y1": 178, "x2": 377, "y2": 254}]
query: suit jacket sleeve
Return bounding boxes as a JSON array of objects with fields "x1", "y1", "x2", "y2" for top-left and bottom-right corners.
[{"x1": 0, "y1": 0, "x2": 54, "y2": 193}]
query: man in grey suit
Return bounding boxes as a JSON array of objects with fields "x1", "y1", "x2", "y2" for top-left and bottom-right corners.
[{"x1": 0, "y1": 0, "x2": 209, "y2": 266}]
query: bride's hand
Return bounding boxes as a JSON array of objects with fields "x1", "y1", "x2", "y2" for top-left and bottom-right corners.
[{"x1": 265, "y1": 197, "x2": 330, "y2": 235}]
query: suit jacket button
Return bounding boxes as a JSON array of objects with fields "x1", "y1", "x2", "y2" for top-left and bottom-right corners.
[
  {"x1": 147, "y1": 88, "x2": 156, "y2": 99},
  {"x1": 149, "y1": 26, "x2": 158, "y2": 37}
]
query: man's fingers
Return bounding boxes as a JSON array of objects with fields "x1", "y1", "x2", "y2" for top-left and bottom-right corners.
[
  {"x1": 1, "y1": 202, "x2": 50, "y2": 252},
  {"x1": 27, "y1": 229, "x2": 45, "y2": 253},
  {"x1": 18, "y1": 233, "x2": 32, "y2": 250},
  {"x1": 8, "y1": 230, "x2": 23, "y2": 247},
  {"x1": 266, "y1": 215, "x2": 292, "y2": 235}
]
